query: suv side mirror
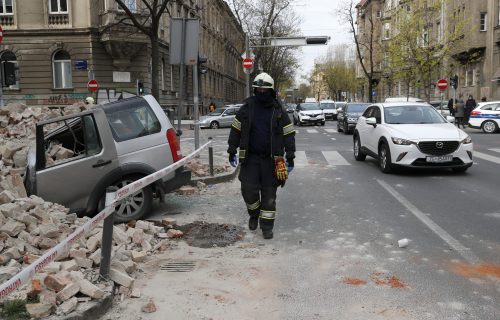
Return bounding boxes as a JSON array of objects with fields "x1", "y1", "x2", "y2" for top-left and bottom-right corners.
[{"x1": 366, "y1": 117, "x2": 377, "y2": 127}]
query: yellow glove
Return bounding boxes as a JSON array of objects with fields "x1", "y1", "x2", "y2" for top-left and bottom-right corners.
[{"x1": 274, "y1": 158, "x2": 288, "y2": 181}]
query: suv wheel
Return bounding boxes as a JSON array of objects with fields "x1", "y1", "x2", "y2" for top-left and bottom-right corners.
[
  {"x1": 378, "y1": 143, "x2": 393, "y2": 173},
  {"x1": 109, "y1": 177, "x2": 153, "y2": 222},
  {"x1": 353, "y1": 135, "x2": 366, "y2": 161},
  {"x1": 210, "y1": 121, "x2": 219, "y2": 129},
  {"x1": 482, "y1": 120, "x2": 498, "y2": 133}
]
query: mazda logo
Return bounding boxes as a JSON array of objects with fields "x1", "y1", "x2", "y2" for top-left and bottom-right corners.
[{"x1": 436, "y1": 142, "x2": 444, "y2": 149}]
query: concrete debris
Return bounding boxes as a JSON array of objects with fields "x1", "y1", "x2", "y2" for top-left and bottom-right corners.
[
  {"x1": 0, "y1": 102, "x2": 201, "y2": 318},
  {"x1": 185, "y1": 159, "x2": 232, "y2": 177},
  {"x1": 176, "y1": 185, "x2": 197, "y2": 196},
  {"x1": 141, "y1": 300, "x2": 157, "y2": 313}
]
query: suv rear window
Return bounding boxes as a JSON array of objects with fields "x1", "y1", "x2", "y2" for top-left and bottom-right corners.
[{"x1": 105, "y1": 101, "x2": 161, "y2": 142}]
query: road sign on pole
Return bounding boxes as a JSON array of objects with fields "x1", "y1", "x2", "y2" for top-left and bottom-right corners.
[
  {"x1": 437, "y1": 79, "x2": 448, "y2": 91},
  {"x1": 0, "y1": 25, "x2": 3, "y2": 43},
  {"x1": 87, "y1": 79, "x2": 99, "y2": 92},
  {"x1": 243, "y1": 58, "x2": 254, "y2": 69}
]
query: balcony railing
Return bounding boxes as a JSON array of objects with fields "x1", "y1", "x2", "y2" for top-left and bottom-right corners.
[
  {"x1": 49, "y1": 13, "x2": 69, "y2": 25},
  {"x1": 0, "y1": 15, "x2": 14, "y2": 26}
]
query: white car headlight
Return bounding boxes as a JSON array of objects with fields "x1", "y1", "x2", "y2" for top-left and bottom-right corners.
[
  {"x1": 391, "y1": 137, "x2": 416, "y2": 145},
  {"x1": 299, "y1": 112, "x2": 306, "y2": 117},
  {"x1": 461, "y1": 136, "x2": 472, "y2": 144}
]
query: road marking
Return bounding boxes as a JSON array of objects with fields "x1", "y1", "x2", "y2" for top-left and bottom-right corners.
[
  {"x1": 294, "y1": 151, "x2": 308, "y2": 167},
  {"x1": 324, "y1": 129, "x2": 337, "y2": 133},
  {"x1": 488, "y1": 148, "x2": 500, "y2": 153},
  {"x1": 376, "y1": 179, "x2": 480, "y2": 264},
  {"x1": 474, "y1": 151, "x2": 500, "y2": 165},
  {"x1": 331, "y1": 138, "x2": 336, "y2": 141},
  {"x1": 322, "y1": 151, "x2": 350, "y2": 166},
  {"x1": 307, "y1": 129, "x2": 318, "y2": 133}
]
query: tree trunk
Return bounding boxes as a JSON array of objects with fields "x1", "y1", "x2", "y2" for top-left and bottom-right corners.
[{"x1": 150, "y1": 34, "x2": 160, "y2": 100}]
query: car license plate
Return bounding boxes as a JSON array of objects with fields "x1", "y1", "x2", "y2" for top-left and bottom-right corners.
[
  {"x1": 309, "y1": 117, "x2": 316, "y2": 120},
  {"x1": 426, "y1": 155, "x2": 453, "y2": 163}
]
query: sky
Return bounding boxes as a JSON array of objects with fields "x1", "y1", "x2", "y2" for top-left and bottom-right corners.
[{"x1": 292, "y1": 0, "x2": 354, "y2": 85}]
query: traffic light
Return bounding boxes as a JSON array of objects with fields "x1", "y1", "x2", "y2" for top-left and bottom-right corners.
[
  {"x1": 450, "y1": 75, "x2": 458, "y2": 89},
  {"x1": 198, "y1": 55, "x2": 208, "y2": 74},
  {"x1": 137, "y1": 80, "x2": 144, "y2": 96},
  {"x1": 2, "y1": 61, "x2": 19, "y2": 87},
  {"x1": 305, "y1": 36, "x2": 330, "y2": 45}
]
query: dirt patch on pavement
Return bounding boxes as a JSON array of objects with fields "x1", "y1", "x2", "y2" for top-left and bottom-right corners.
[
  {"x1": 371, "y1": 273, "x2": 408, "y2": 289},
  {"x1": 450, "y1": 262, "x2": 500, "y2": 279},
  {"x1": 342, "y1": 277, "x2": 367, "y2": 285},
  {"x1": 177, "y1": 221, "x2": 245, "y2": 248}
]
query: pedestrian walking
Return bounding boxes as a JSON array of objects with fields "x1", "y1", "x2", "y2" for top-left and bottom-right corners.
[
  {"x1": 209, "y1": 102, "x2": 215, "y2": 113},
  {"x1": 227, "y1": 72, "x2": 296, "y2": 240},
  {"x1": 447, "y1": 98, "x2": 455, "y2": 117},
  {"x1": 464, "y1": 95, "x2": 477, "y2": 126},
  {"x1": 481, "y1": 96, "x2": 487, "y2": 102},
  {"x1": 454, "y1": 96, "x2": 466, "y2": 129}
]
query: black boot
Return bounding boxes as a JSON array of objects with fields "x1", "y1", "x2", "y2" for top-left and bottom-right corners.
[
  {"x1": 262, "y1": 229, "x2": 273, "y2": 239},
  {"x1": 248, "y1": 216, "x2": 258, "y2": 230}
]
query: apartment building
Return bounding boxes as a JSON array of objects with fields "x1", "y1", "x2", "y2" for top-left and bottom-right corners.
[
  {"x1": 355, "y1": 0, "x2": 500, "y2": 101},
  {"x1": 0, "y1": 0, "x2": 245, "y2": 113}
]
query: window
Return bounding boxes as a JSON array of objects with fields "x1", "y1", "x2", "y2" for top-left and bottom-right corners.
[
  {"x1": 480, "y1": 12, "x2": 487, "y2": 31},
  {"x1": 0, "y1": 0, "x2": 13, "y2": 15},
  {"x1": 52, "y1": 50, "x2": 72, "y2": 89},
  {"x1": 383, "y1": 23, "x2": 391, "y2": 40},
  {"x1": 117, "y1": 0, "x2": 136, "y2": 13},
  {"x1": 104, "y1": 102, "x2": 161, "y2": 142},
  {"x1": 50, "y1": 0, "x2": 68, "y2": 13},
  {"x1": 1, "y1": 51, "x2": 19, "y2": 89}
]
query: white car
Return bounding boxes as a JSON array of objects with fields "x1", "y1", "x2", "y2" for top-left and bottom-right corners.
[
  {"x1": 353, "y1": 102, "x2": 473, "y2": 173},
  {"x1": 469, "y1": 101, "x2": 500, "y2": 133},
  {"x1": 319, "y1": 100, "x2": 337, "y2": 120},
  {"x1": 293, "y1": 102, "x2": 325, "y2": 126},
  {"x1": 385, "y1": 96, "x2": 426, "y2": 103}
]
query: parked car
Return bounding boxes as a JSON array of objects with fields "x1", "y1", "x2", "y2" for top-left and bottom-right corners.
[
  {"x1": 24, "y1": 95, "x2": 191, "y2": 222},
  {"x1": 286, "y1": 103, "x2": 296, "y2": 113},
  {"x1": 430, "y1": 100, "x2": 451, "y2": 117},
  {"x1": 353, "y1": 102, "x2": 473, "y2": 173},
  {"x1": 199, "y1": 104, "x2": 242, "y2": 129},
  {"x1": 304, "y1": 97, "x2": 317, "y2": 103},
  {"x1": 337, "y1": 102, "x2": 371, "y2": 134},
  {"x1": 469, "y1": 101, "x2": 500, "y2": 133},
  {"x1": 385, "y1": 96, "x2": 426, "y2": 103},
  {"x1": 319, "y1": 100, "x2": 337, "y2": 120}
]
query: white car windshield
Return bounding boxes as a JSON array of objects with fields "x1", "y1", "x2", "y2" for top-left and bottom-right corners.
[
  {"x1": 300, "y1": 103, "x2": 321, "y2": 110},
  {"x1": 384, "y1": 105, "x2": 447, "y2": 124},
  {"x1": 320, "y1": 103, "x2": 335, "y2": 109}
]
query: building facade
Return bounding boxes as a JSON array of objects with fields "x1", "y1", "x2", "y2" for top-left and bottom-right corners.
[
  {"x1": 355, "y1": 0, "x2": 500, "y2": 102},
  {"x1": 0, "y1": 0, "x2": 246, "y2": 115}
]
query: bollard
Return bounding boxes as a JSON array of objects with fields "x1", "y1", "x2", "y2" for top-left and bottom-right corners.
[
  {"x1": 99, "y1": 186, "x2": 117, "y2": 279},
  {"x1": 208, "y1": 137, "x2": 214, "y2": 176}
]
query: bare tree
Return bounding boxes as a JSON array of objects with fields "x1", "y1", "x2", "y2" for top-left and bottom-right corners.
[
  {"x1": 227, "y1": 0, "x2": 301, "y2": 92},
  {"x1": 339, "y1": 0, "x2": 380, "y2": 102},
  {"x1": 114, "y1": 0, "x2": 173, "y2": 100}
]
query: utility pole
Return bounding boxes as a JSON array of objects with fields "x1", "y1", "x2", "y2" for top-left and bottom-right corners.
[
  {"x1": 193, "y1": 63, "x2": 200, "y2": 150},
  {"x1": 245, "y1": 34, "x2": 250, "y2": 98},
  {"x1": 177, "y1": 19, "x2": 186, "y2": 132}
]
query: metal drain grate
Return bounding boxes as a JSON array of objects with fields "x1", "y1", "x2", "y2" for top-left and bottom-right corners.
[{"x1": 160, "y1": 261, "x2": 196, "y2": 272}]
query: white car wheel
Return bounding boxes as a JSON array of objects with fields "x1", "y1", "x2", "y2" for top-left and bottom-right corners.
[{"x1": 482, "y1": 120, "x2": 498, "y2": 133}]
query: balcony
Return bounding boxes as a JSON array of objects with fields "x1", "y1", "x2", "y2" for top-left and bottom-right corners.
[
  {"x1": 0, "y1": 15, "x2": 14, "y2": 26},
  {"x1": 48, "y1": 13, "x2": 69, "y2": 25}
]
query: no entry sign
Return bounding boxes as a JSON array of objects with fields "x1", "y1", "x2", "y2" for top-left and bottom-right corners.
[
  {"x1": 0, "y1": 25, "x2": 3, "y2": 43},
  {"x1": 437, "y1": 79, "x2": 448, "y2": 91},
  {"x1": 87, "y1": 79, "x2": 99, "y2": 92},
  {"x1": 243, "y1": 58, "x2": 254, "y2": 69}
]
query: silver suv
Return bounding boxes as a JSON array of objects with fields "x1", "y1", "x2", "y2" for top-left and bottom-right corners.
[
  {"x1": 199, "y1": 104, "x2": 242, "y2": 129},
  {"x1": 25, "y1": 95, "x2": 190, "y2": 222}
]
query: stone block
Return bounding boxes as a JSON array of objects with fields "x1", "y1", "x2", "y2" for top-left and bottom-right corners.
[
  {"x1": 86, "y1": 234, "x2": 101, "y2": 251},
  {"x1": 23, "y1": 254, "x2": 40, "y2": 265},
  {"x1": 0, "y1": 266, "x2": 19, "y2": 283},
  {"x1": 132, "y1": 229, "x2": 144, "y2": 244},
  {"x1": 39, "y1": 289, "x2": 57, "y2": 306},
  {"x1": 109, "y1": 267, "x2": 135, "y2": 288},
  {"x1": 74, "y1": 257, "x2": 93, "y2": 269},
  {"x1": 78, "y1": 279, "x2": 105, "y2": 299},
  {"x1": 89, "y1": 248, "x2": 101, "y2": 266},
  {"x1": 0, "y1": 190, "x2": 16, "y2": 204},
  {"x1": 4, "y1": 247, "x2": 21, "y2": 260},
  {"x1": 44, "y1": 274, "x2": 70, "y2": 292},
  {"x1": 131, "y1": 250, "x2": 147, "y2": 263},
  {"x1": 59, "y1": 297, "x2": 78, "y2": 315},
  {"x1": 177, "y1": 185, "x2": 196, "y2": 195},
  {"x1": 43, "y1": 262, "x2": 61, "y2": 273},
  {"x1": 15, "y1": 212, "x2": 39, "y2": 225},
  {"x1": 57, "y1": 282, "x2": 80, "y2": 302},
  {"x1": 0, "y1": 202, "x2": 18, "y2": 217},
  {"x1": 113, "y1": 225, "x2": 129, "y2": 244},
  {"x1": 38, "y1": 237, "x2": 58, "y2": 249},
  {"x1": 166, "y1": 229, "x2": 184, "y2": 239},
  {"x1": 39, "y1": 224, "x2": 60, "y2": 238},
  {"x1": 141, "y1": 239, "x2": 152, "y2": 252},
  {"x1": 61, "y1": 259, "x2": 80, "y2": 272},
  {"x1": 134, "y1": 220, "x2": 150, "y2": 230},
  {"x1": 26, "y1": 303, "x2": 53, "y2": 318},
  {"x1": 111, "y1": 259, "x2": 136, "y2": 274},
  {"x1": 69, "y1": 248, "x2": 89, "y2": 259},
  {"x1": 0, "y1": 218, "x2": 25, "y2": 236}
]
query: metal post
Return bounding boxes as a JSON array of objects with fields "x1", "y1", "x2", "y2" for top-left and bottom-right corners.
[
  {"x1": 208, "y1": 137, "x2": 214, "y2": 176},
  {"x1": 245, "y1": 35, "x2": 250, "y2": 98},
  {"x1": 177, "y1": 18, "x2": 186, "y2": 131},
  {"x1": 193, "y1": 62, "x2": 200, "y2": 150},
  {"x1": 99, "y1": 187, "x2": 117, "y2": 279}
]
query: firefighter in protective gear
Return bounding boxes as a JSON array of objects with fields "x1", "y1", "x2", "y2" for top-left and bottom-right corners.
[{"x1": 227, "y1": 72, "x2": 296, "y2": 239}]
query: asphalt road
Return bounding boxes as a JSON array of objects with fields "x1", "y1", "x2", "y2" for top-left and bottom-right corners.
[{"x1": 149, "y1": 118, "x2": 500, "y2": 319}]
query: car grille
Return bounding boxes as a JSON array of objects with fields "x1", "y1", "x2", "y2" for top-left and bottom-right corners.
[
  {"x1": 411, "y1": 158, "x2": 464, "y2": 167},
  {"x1": 417, "y1": 141, "x2": 459, "y2": 156},
  {"x1": 309, "y1": 113, "x2": 320, "y2": 117}
]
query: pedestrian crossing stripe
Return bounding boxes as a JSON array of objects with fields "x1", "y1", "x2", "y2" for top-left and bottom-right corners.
[
  {"x1": 474, "y1": 151, "x2": 500, "y2": 165},
  {"x1": 489, "y1": 148, "x2": 500, "y2": 153},
  {"x1": 293, "y1": 150, "x2": 351, "y2": 167},
  {"x1": 307, "y1": 129, "x2": 318, "y2": 133},
  {"x1": 324, "y1": 129, "x2": 337, "y2": 133}
]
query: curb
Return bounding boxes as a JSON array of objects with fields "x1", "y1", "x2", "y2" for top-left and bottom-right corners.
[{"x1": 190, "y1": 165, "x2": 240, "y2": 185}]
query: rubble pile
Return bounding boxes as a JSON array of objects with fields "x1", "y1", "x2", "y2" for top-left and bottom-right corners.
[
  {"x1": 0, "y1": 191, "x2": 183, "y2": 317},
  {"x1": 186, "y1": 160, "x2": 232, "y2": 177}
]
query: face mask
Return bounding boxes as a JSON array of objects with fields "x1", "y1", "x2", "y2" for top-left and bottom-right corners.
[{"x1": 255, "y1": 90, "x2": 273, "y2": 104}]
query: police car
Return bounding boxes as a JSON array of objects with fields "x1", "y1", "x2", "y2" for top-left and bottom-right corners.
[{"x1": 469, "y1": 101, "x2": 500, "y2": 133}]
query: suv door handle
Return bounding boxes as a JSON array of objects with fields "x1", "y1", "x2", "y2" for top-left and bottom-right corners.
[{"x1": 92, "y1": 160, "x2": 112, "y2": 168}]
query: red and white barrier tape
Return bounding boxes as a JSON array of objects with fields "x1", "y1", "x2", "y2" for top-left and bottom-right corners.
[{"x1": 0, "y1": 141, "x2": 211, "y2": 299}]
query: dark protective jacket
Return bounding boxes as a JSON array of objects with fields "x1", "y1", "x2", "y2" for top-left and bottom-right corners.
[{"x1": 227, "y1": 96, "x2": 296, "y2": 163}]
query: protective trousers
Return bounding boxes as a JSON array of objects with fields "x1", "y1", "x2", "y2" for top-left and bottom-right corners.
[{"x1": 239, "y1": 154, "x2": 278, "y2": 231}]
